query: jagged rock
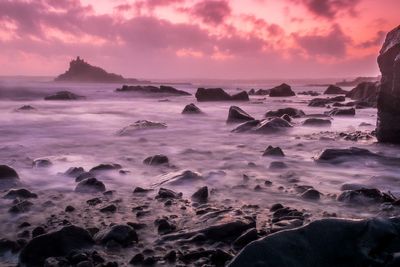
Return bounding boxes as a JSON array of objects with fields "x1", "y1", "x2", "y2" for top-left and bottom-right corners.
[
  {"x1": 303, "y1": 118, "x2": 332, "y2": 126},
  {"x1": 143, "y1": 155, "x2": 169, "y2": 166},
  {"x1": 195, "y1": 88, "x2": 249, "y2": 101},
  {"x1": 228, "y1": 217, "x2": 400, "y2": 267},
  {"x1": 263, "y1": 146, "x2": 285, "y2": 157},
  {"x1": 232, "y1": 118, "x2": 293, "y2": 134},
  {"x1": 191, "y1": 186, "x2": 208, "y2": 203},
  {"x1": 269, "y1": 83, "x2": 295, "y2": 97},
  {"x1": 99, "y1": 204, "x2": 117, "y2": 213},
  {"x1": 117, "y1": 120, "x2": 167, "y2": 136},
  {"x1": 346, "y1": 82, "x2": 378, "y2": 106},
  {"x1": 155, "y1": 218, "x2": 176, "y2": 235},
  {"x1": 32, "y1": 158, "x2": 52, "y2": 168},
  {"x1": 89, "y1": 163, "x2": 122, "y2": 173},
  {"x1": 116, "y1": 85, "x2": 190, "y2": 96},
  {"x1": 94, "y1": 225, "x2": 138, "y2": 247},
  {"x1": 155, "y1": 188, "x2": 182, "y2": 199},
  {"x1": 324, "y1": 85, "x2": 348, "y2": 95},
  {"x1": 182, "y1": 103, "x2": 202, "y2": 114},
  {"x1": 326, "y1": 108, "x2": 355, "y2": 116},
  {"x1": 336, "y1": 76, "x2": 380, "y2": 86},
  {"x1": 227, "y1": 106, "x2": 254, "y2": 123},
  {"x1": 3, "y1": 188, "x2": 37, "y2": 199},
  {"x1": 19, "y1": 225, "x2": 94, "y2": 267},
  {"x1": 337, "y1": 188, "x2": 395, "y2": 205},
  {"x1": 75, "y1": 178, "x2": 106, "y2": 193},
  {"x1": 377, "y1": 26, "x2": 400, "y2": 143},
  {"x1": 16, "y1": 105, "x2": 35, "y2": 111},
  {"x1": 44, "y1": 91, "x2": 83, "y2": 100},
  {"x1": 266, "y1": 107, "x2": 305, "y2": 118}
]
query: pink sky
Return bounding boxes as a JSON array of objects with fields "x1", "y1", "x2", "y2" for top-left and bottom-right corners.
[{"x1": 0, "y1": 0, "x2": 399, "y2": 79}]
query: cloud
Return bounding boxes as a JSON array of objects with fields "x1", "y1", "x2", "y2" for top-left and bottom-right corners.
[
  {"x1": 291, "y1": 0, "x2": 361, "y2": 19},
  {"x1": 358, "y1": 30, "x2": 386, "y2": 48},
  {"x1": 191, "y1": 0, "x2": 231, "y2": 25}
]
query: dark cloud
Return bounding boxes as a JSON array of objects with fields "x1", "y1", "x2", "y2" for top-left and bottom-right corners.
[
  {"x1": 292, "y1": 0, "x2": 361, "y2": 19},
  {"x1": 358, "y1": 30, "x2": 386, "y2": 48},
  {"x1": 192, "y1": 0, "x2": 231, "y2": 25}
]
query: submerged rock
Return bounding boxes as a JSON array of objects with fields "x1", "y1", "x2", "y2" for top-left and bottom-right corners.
[
  {"x1": 75, "y1": 178, "x2": 106, "y2": 193},
  {"x1": 117, "y1": 120, "x2": 167, "y2": 136},
  {"x1": 94, "y1": 224, "x2": 138, "y2": 247},
  {"x1": 182, "y1": 103, "x2": 202, "y2": 114},
  {"x1": 326, "y1": 108, "x2": 355, "y2": 116},
  {"x1": 232, "y1": 118, "x2": 292, "y2": 134},
  {"x1": 116, "y1": 85, "x2": 190, "y2": 95},
  {"x1": 300, "y1": 188, "x2": 321, "y2": 201},
  {"x1": 229, "y1": 217, "x2": 400, "y2": 267},
  {"x1": 309, "y1": 96, "x2": 346, "y2": 107},
  {"x1": 16, "y1": 105, "x2": 36, "y2": 111},
  {"x1": 269, "y1": 83, "x2": 295, "y2": 97},
  {"x1": 266, "y1": 107, "x2": 305, "y2": 118},
  {"x1": 346, "y1": 82, "x2": 378, "y2": 106},
  {"x1": 377, "y1": 26, "x2": 400, "y2": 143},
  {"x1": 155, "y1": 188, "x2": 182, "y2": 199},
  {"x1": 32, "y1": 158, "x2": 52, "y2": 168},
  {"x1": 191, "y1": 186, "x2": 209, "y2": 203},
  {"x1": 19, "y1": 225, "x2": 94, "y2": 267},
  {"x1": 263, "y1": 146, "x2": 285, "y2": 157},
  {"x1": 44, "y1": 91, "x2": 83, "y2": 100},
  {"x1": 195, "y1": 88, "x2": 249, "y2": 101},
  {"x1": 64, "y1": 167, "x2": 85, "y2": 177},
  {"x1": 9, "y1": 200, "x2": 33, "y2": 213},
  {"x1": 324, "y1": 85, "x2": 348, "y2": 95},
  {"x1": 3, "y1": 188, "x2": 37, "y2": 199},
  {"x1": 226, "y1": 106, "x2": 254, "y2": 123},
  {"x1": 315, "y1": 147, "x2": 379, "y2": 163},
  {"x1": 154, "y1": 170, "x2": 203, "y2": 186},
  {"x1": 143, "y1": 154, "x2": 169, "y2": 166},
  {"x1": 0, "y1": 165, "x2": 20, "y2": 189},
  {"x1": 337, "y1": 188, "x2": 395, "y2": 205},
  {"x1": 303, "y1": 118, "x2": 332, "y2": 126}
]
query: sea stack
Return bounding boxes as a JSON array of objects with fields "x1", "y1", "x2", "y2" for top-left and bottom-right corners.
[{"x1": 376, "y1": 25, "x2": 400, "y2": 143}]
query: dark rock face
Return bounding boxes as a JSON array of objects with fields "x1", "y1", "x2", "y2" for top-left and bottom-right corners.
[
  {"x1": 75, "y1": 178, "x2": 106, "y2": 193},
  {"x1": 116, "y1": 85, "x2": 190, "y2": 96},
  {"x1": 19, "y1": 225, "x2": 94, "y2": 267},
  {"x1": 195, "y1": 88, "x2": 249, "y2": 102},
  {"x1": 266, "y1": 107, "x2": 305, "y2": 118},
  {"x1": 324, "y1": 85, "x2": 348, "y2": 95},
  {"x1": 346, "y1": 82, "x2": 378, "y2": 106},
  {"x1": 94, "y1": 225, "x2": 138, "y2": 247},
  {"x1": 325, "y1": 108, "x2": 356, "y2": 116},
  {"x1": 303, "y1": 118, "x2": 332, "y2": 126},
  {"x1": 269, "y1": 83, "x2": 295, "y2": 97},
  {"x1": 232, "y1": 118, "x2": 293, "y2": 134},
  {"x1": 227, "y1": 106, "x2": 254, "y2": 123},
  {"x1": 44, "y1": 91, "x2": 83, "y2": 100},
  {"x1": 263, "y1": 146, "x2": 285, "y2": 157},
  {"x1": 228, "y1": 217, "x2": 400, "y2": 267},
  {"x1": 182, "y1": 103, "x2": 202, "y2": 114},
  {"x1": 377, "y1": 26, "x2": 400, "y2": 143},
  {"x1": 143, "y1": 154, "x2": 169, "y2": 166}
]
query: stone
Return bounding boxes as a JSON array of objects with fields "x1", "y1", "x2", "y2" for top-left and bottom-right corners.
[
  {"x1": 226, "y1": 106, "x2": 254, "y2": 123},
  {"x1": 3, "y1": 188, "x2": 37, "y2": 199},
  {"x1": 248, "y1": 88, "x2": 270, "y2": 95},
  {"x1": 155, "y1": 188, "x2": 182, "y2": 199},
  {"x1": 89, "y1": 163, "x2": 122, "y2": 173},
  {"x1": 315, "y1": 147, "x2": 379, "y2": 163},
  {"x1": 301, "y1": 189, "x2": 321, "y2": 201},
  {"x1": 232, "y1": 118, "x2": 293, "y2": 134},
  {"x1": 326, "y1": 108, "x2": 355, "y2": 116},
  {"x1": 94, "y1": 224, "x2": 138, "y2": 247},
  {"x1": 32, "y1": 158, "x2": 52, "y2": 168},
  {"x1": 263, "y1": 146, "x2": 285, "y2": 157},
  {"x1": 269, "y1": 161, "x2": 288, "y2": 169},
  {"x1": 9, "y1": 200, "x2": 33, "y2": 213},
  {"x1": 143, "y1": 155, "x2": 169, "y2": 166},
  {"x1": 116, "y1": 85, "x2": 190, "y2": 96},
  {"x1": 75, "y1": 172, "x2": 94, "y2": 182},
  {"x1": 303, "y1": 118, "x2": 332, "y2": 126},
  {"x1": 182, "y1": 103, "x2": 202, "y2": 114},
  {"x1": 75, "y1": 178, "x2": 106, "y2": 193},
  {"x1": 64, "y1": 167, "x2": 85, "y2": 177},
  {"x1": 133, "y1": 187, "x2": 152, "y2": 194},
  {"x1": 117, "y1": 120, "x2": 167, "y2": 136},
  {"x1": 44, "y1": 91, "x2": 83, "y2": 100},
  {"x1": 337, "y1": 188, "x2": 395, "y2": 205},
  {"x1": 266, "y1": 107, "x2": 305, "y2": 118},
  {"x1": 346, "y1": 82, "x2": 378, "y2": 106},
  {"x1": 232, "y1": 228, "x2": 258, "y2": 249},
  {"x1": 191, "y1": 186, "x2": 208, "y2": 203},
  {"x1": 16, "y1": 105, "x2": 36, "y2": 111},
  {"x1": 99, "y1": 204, "x2": 117, "y2": 213},
  {"x1": 155, "y1": 170, "x2": 203, "y2": 186},
  {"x1": 324, "y1": 85, "x2": 348, "y2": 95},
  {"x1": 155, "y1": 218, "x2": 176, "y2": 235},
  {"x1": 32, "y1": 226, "x2": 46, "y2": 238},
  {"x1": 0, "y1": 165, "x2": 19, "y2": 180},
  {"x1": 19, "y1": 225, "x2": 94, "y2": 267},
  {"x1": 269, "y1": 83, "x2": 295, "y2": 97},
  {"x1": 195, "y1": 88, "x2": 249, "y2": 101},
  {"x1": 377, "y1": 26, "x2": 400, "y2": 143}
]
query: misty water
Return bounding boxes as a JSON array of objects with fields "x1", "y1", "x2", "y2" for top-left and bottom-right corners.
[{"x1": 1, "y1": 77, "x2": 400, "y2": 265}]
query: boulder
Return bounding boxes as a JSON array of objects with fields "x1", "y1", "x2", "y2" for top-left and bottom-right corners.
[
  {"x1": 64, "y1": 167, "x2": 85, "y2": 177},
  {"x1": 228, "y1": 217, "x2": 400, "y2": 267},
  {"x1": 300, "y1": 189, "x2": 321, "y2": 201},
  {"x1": 3, "y1": 188, "x2": 37, "y2": 199},
  {"x1": 191, "y1": 186, "x2": 208, "y2": 203},
  {"x1": 143, "y1": 155, "x2": 169, "y2": 166},
  {"x1": 195, "y1": 88, "x2": 249, "y2": 101},
  {"x1": 89, "y1": 163, "x2": 121, "y2": 173},
  {"x1": 248, "y1": 89, "x2": 270, "y2": 95},
  {"x1": 269, "y1": 83, "x2": 295, "y2": 97},
  {"x1": 346, "y1": 82, "x2": 378, "y2": 106},
  {"x1": 44, "y1": 91, "x2": 83, "y2": 100},
  {"x1": 303, "y1": 118, "x2": 332, "y2": 126},
  {"x1": 227, "y1": 106, "x2": 254, "y2": 123},
  {"x1": 182, "y1": 103, "x2": 202, "y2": 114},
  {"x1": 232, "y1": 118, "x2": 293, "y2": 134},
  {"x1": 337, "y1": 188, "x2": 395, "y2": 205},
  {"x1": 263, "y1": 146, "x2": 285, "y2": 157},
  {"x1": 32, "y1": 158, "x2": 52, "y2": 168},
  {"x1": 116, "y1": 85, "x2": 190, "y2": 96},
  {"x1": 324, "y1": 85, "x2": 348, "y2": 95},
  {"x1": 376, "y1": 26, "x2": 400, "y2": 143},
  {"x1": 0, "y1": 165, "x2": 19, "y2": 189},
  {"x1": 94, "y1": 224, "x2": 138, "y2": 247},
  {"x1": 315, "y1": 147, "x2": 379, "y2": 163},
  {"x1": 266, "y1": 107, "x2": 305, "y2": 118},
  {"x1": 9, "y1": 200, "x2": 33, "y2": 213},
  {"x1": 117, "y1": 120, "x2": 167, "y2": 136},
  {"x1": 74, "y1": 178, "x2": 106, "y2": 193},
  {"x1": 19, "y1": 225, "x2": 94, "y2": 267},
  {"x1": 155, "y1": 188, "x2": 182, "y2": 199},
  {"x1": 154, "y1": 170, "x2": 203, "y2": 186},
  {"x1": 309, "y1": 96, "x2": 346, "y2": 107},
  {"x1": 325, "y1": 108, "x2": 355, "y2": 116}
]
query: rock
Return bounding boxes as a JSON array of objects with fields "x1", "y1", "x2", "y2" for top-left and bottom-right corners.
[
  {"x1": 32, "y1": 158, "x2": 52, "y2": 168},
  {"x1": 155, "y1": 188, "x2": 182, "y2": 199},
  {"x1": 0, "y1": 238, "x2": 20, "y2": 255},
  {"x1": 270, "y1": 203, "x2": 284, "y2": 212},
  {"x1": 346, "y1": 82, "x2": 378, "y2": 106},
  {"x1": 164, "y1": 250, "x2": 177, "y2": 262},
  {"x1": 99, "y1": 204, "x2": 117, "y2": 213},
  {"x1": 337, "y1": 188, "x2": 395, "y2": 205},
  {"x1": 0, "y1": 165, "x2": 19, "y2": 181},
  {"x1": 143, "y1": 155, "x2": 169, "y2": 166},
  {"x1": 263, "y1": 146, "x2": 285, "y2": 157},
  {"x1": 44, "y1": 91, "x2": 83, "y2": 100},
  {"x1": 195, "y1": 88, "x2": 249, "y2": 101},
  {"x1": 182, "y1": 103, "x2": 202, "y2": 114},
  {"x1": 94, "y1": 224, "x2": 138, "y2": 247},
  {"x1": 191, "y1": 186, "x2": 208, "y2": 203},
  {"x1": 266, "y1": 107, "x2": 305, "y2": 118},
  {"x1": 19, "y1": 225, "x2": 94, "y2": 267},
  {"x1": 75, "y1": 172, "x2": 95, "y2": 182},
  {"x1": 64, "y1": 167, "x2": 85, "y2": 177},
  {"x1": 232, "y1": 118, "x2": 293, "y2": 134},
  {"x1": 226, "y1": 106, "x2": 254, "y2": 123},
  {"x1": 269, "y1": 161, "x2": 288, "y2": 169},
  {"x1": 248, "y1": 88, "x2": 270, "y2": 95},
  {"x1": 75, "y1": 178, "x2": 106, "y2": 193},
  {"x1": 269, "y1": 83, "x2": 295, "y2": 97},
  {"x1": 337, "y1": 76, "x2": 380, "y2": 87},
  {"x1": 326, "y1": 108, "x2": 355, "y2": 116},
  {"x1": 116, "y1": 85, "x2": 190, "y2": 96},
  {"x1": 3, "y1": 188, "x2": 37, "y2": 199},
  {"x1": 32, "y1": 226, "x2": 46, "y2": 238},
  {"x1": 9, "y1": 200, "x2": 33, "y2": 213},
  {"x1": 281, "y1": 114, "x2": 291, "y2": 122},
  {"x1": 89, "y1": 163, "x2": 121, "y2": 173},
  {"x1": 377, "y1": 26, "x2": 400, "y2": 143},
  {"x1": 133, "y1": 187, "x2": 152, "y2": 194},
  {"x1": 315, "y1": 147, "x2": 379, "y2": 163},
  {"x1": 155, "y1": 218, "x2": 176, "y2": 235},
  {"x1": 130, "y1": 253, "x2": 145, "y2": 264},
  {"x1": 154, "y1": 170, "x2": 203, "y2": 186},
  {"x1": 324, "y1": 85, "x2": 348, "y2": 95},
  {"x1": 117, "y1": 120, "x2": 167, "y2": 136},
  {"x1": 228, "y1": 217, "x2": 400, "y2": 267},
  {"x1": 301, "y1": 189, "x2": 321, "y2": 201},
  {"x1": 298, "y1": 90, "x2": 319, "y2": 96},
  {"x1": 65, "y1": 205, "x2": 75, "y2": 212},
  {"x1": 16, "y1": 105, "x2": 36, "y2": 111},
  {"x1": 232, "y1": 228, "x2": 258, "y2": 249},
  {"x1": 303, "y1": 118, "x2": 332, "y2": 126}
]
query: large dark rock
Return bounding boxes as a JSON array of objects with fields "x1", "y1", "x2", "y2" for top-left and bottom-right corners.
[
  {"x1": 191, "y1": 186, "x2": 208, "y2": 203},
  {"x1": 44, "y1": 91, "x2": 83, "y2": 100},
  {"x1": 228, "y1": 217, "x2": 400, "y2": 267},
  {"x1": 338, "y1": 188, "x2": 395, "y2": 205},
  {"x1": 19, "y1": 225, "x2": 94, "y2": 267},
  {"x1": 232, "y1": 118, "x2": 292, "y2": 134},
  {"x1": 227, "y1": 106, "x2": 254, "y2": 123},
  {"x1": 266, "y1": 107, "x2": 305, "y2": 118},
  {"x1": 182, "y1": 103, "x2": 202, "y2": 114},
  {"x1": 303, "y1": 118, "x2": 332, "y2": 126},
  {"x1": 0, "y1": 165, "x2": 19, "y2": 189},
  {"x1": 325, "y1": 108, "x2": 355, "y2": 116},
  {"x1": 324, "y1": 85, "x2": 348, "y2": 95},
  {"x1": 74, "y1": 178, "x2": 106, "y2": 193},
  {"x1": 315, "y1": 147, "x2": 378, "y2": 163},
  {"x1": 116, "y1": 85, "x2": 190, "y2": 96},
  {"x1": 309, "y1": 96, "x2": 346, "y2": 107},
  {"x1": 89, "y1": 163, "x2": 121, "y2": 173},
  {"x1": 269, "y1": 83, "x2": 295, "y2": 97},
  {"x1": 195, "y1": 88, "x2": 249, "y2": 102},
  {"x1": 4, "y1": 188, "x2": 37, "y2": 199},
  {"x1": 346, "y1": 82, "x2": 378, "y2": 106},
  {"x1": 94, "y1": 224, "x2": 138, "y2": 247},
  {"x1": 263, "y1": 146, "x2": 285, "y2": 157},
  {"x1": 143, "y1": 154, "x2": 169, "y2": 166},
  {"x1": 377, "y1": 26, "x2": 400, "y2": 143}
]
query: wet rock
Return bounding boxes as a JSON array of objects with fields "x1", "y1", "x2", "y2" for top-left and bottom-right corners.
[
  {"x1": 133, "y1": 187, "x2": 152, "y2": 194},
  {"x1": 232, "y1": 118, "x2": 292, "y2": 134},
  {"x1": 155, "y1": 218, "x2": 176, "y2": 235},
  {"x1": 301, "y1": 189, "x2": 321, "y2": 201},
  {"x1": 19, "y1": 225, "x2": 94, "y2": 267},
  {"x1": 3, "y1": 188, "x2": 37, "y2": 199},
  {"x1": 116, "y1": 85, "x2": 190, "y2": 96},
  {"x1": 143, "y1": 155, "x2": 169, "y2": 166},
  {"x1": 75, "y1": 178, "x2": 106, "y2": 193},
  {"x1": 129, "y1": 253, "x2": 145, "y2": 264},
  {"x1": 44, "y1": 91, "x2": 83, "y2": 100},
  {"x1": 16, "y1": 105, "x2": 36, "y2": 111},
  {"x1": 182, "y1": 103, "x2": 202, "y2": 114},
  {"x1": 346, "y1": 82, "x2": 378, "y2": 106},
  {"x1": 228, "y1": 217, "x2": 400, "y2": 267},
  {"x1": 65, "y1": 205, "x2": 75, "y2": 212},
  {"x1": 269, "y1": 83, "x2": 295, "y2": 97},
  {"x1": 248, "y1": 88, "x2": 270, "y2": 95},
  {"x1": 164, "y1": 250, "x2": 177, "y2": 262},
  {"x1": 315, "y1": 147, "x2": 379, "y2": 163},
  {"x1": 269, "y1": 161, "x2": 288, "y2": 169},
  {"x1": 89, "y1": 163, "x2": 122, "y2": 173},
  {"x1": 226, "y1": 106, "x2": 254, "y2": 123},
  {"x1": 65, "y1": 167, "x2": 85, "y2": 177},
  {"x1": 0, "y1": 239, "x2": 20, "y2": 255},
  {"x1": 377, "y1": 26, "x2": 400, "y2": 143},
  {"x1": 281, "y1": 114, "x2": 292, "y2": 122},
  {"x1": 303, "y1": 118, "x2": 332, "y2": 126},
  {"x1": 99, "y1": 204, "x2": 117, "y2": 213},
  {"x1": 94, "y1": 224, "x2": 138, "y2": 247},
  {"x1": 191, "y1": 186, "x2": 208, "y2": 203},
  {"x1": 155, "y1": 170, "x2": 203, "y2": 186},
  {"x1": 309, "y1": 96, "x2": 345, "y2": 107},
  {"x1": 32, "y1": 226, "x2": 46, "y2": 238},
  {"x1": 0, "y1": 165, "x2": 19, "y2": 185},
  {"x1": 271, "y1": 218, "x2": 303, "y2": 233},
  {"x1": 270, "y1": 203, "x2": 284, "y2": 212},
  {"x1": 117, "y1": 120, "x2": 167, "y2": 136},
  {"x1": 155, "y1": 188, "x2": 182, "y2": 199},
  {"x1": 326, "y1": 108, "x2": 355, "y2": 116},
  {"x1": 75, "y1": 172, "x2": 95, "y2": 183},
  {"x1": 86, "y1": 197, "x2": 102, "y2": 206},
  {"x1": 195, "y1": 88, "x2": 249, "y2": 101},
  {"x1": 263, "y1": 146, "x2": 285, "y2": 157},
  {"x1": 337, "y1": 188, "x2": 395, "y2": 205},
  {"x1": 9, "y1": 200, "x2": 33, "y2": 213},
  {"x1": 266, "y1": 107, "x2": 305, "y2": 118},
  {"x1": 324, "y1": 85, "x2": 348, "y2": 95},
  {"x1": 32, "y1": 158, "x2": 52, "y2": 168},
  {"x1": 232, "y1": 228, "x2": 258, "y2": 249}
]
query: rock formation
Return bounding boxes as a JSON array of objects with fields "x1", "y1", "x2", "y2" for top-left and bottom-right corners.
[
  {"x1": 376, "y1": 25, "x2": 400, "y2": 143},
  {"x1": 346, "y1": 82, "x2": 378, "y2": 106},
  {"x1": 195, "y1": 88, "x2": 249, "y2": 101}
]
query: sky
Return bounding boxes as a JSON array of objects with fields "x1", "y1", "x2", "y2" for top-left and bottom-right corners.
[{"x1": 0, "y1": 0, "x2": 399, "y2": 79}]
